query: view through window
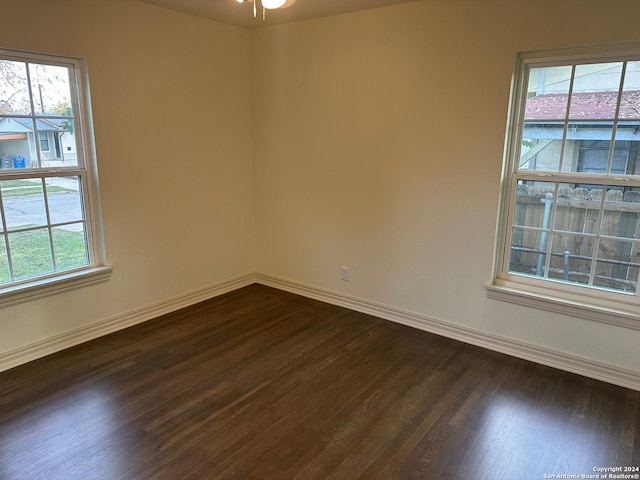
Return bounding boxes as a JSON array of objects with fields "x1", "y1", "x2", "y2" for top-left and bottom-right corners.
[
  {"x1": 498, "y1": 48, "x2": 640, "y2": 302},
  {"x1": 0, "y1": 49, "x2": 104, "y2": 291}
]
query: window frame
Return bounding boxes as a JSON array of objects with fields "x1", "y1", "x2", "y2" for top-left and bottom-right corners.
[
  {"x1": 490, "y1": 43, "x2": 640, "y2": 329},
  {"x1": 0, "y1": 48, "x2": 110, "y2": 306}
]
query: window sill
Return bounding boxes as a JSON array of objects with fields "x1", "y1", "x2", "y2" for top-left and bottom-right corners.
[
  {"x1": 0, "y1": 266, "x2": 112, "y2": 308},
  {"x1": 486, "y1": 281, "x2": 640, "y2": 331}
]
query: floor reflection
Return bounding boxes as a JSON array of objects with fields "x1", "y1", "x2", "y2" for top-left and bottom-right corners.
[
  {"x1": 0, "y1": 382, "x2": 132, "y2": 480},
  {"x1": 458, "y1": 381, "x2": 622, "y2": 479}
]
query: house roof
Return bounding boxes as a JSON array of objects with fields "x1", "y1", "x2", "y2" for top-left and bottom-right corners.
[
  {"x1": 525, "y1": 90, "x2": 640, "y2": 120},
  {"x1": 15, "y1": 117, "x2": 65, "y2": 131},
  {"x1": 0, "y1": 117, "x2": 65, "y2": 134}
]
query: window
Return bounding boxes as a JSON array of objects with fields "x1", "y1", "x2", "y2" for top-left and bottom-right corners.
[
  {"x1": 0, "y1": 48, "x2": 109, "y2": 301},
  {"x1": 491, "y1": 44, "x2": 640, "y2": 325},
  {"x1": 38, "y1": 131, "x2": 49, "y2": 151}
]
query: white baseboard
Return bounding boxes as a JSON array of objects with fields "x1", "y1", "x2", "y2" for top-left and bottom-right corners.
[
  {"x1": 256, "y1": 273, "x2": 640, "y2": 392},
  {"x1": 0, "y1": 273, "x2": 256, "y2": 373},
  {"x1": 3, "y1": 270, "x2": 638, "y2": 392}
]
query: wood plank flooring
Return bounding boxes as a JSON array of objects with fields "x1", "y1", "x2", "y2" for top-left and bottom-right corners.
[{"x1": 0, "y1": 284, "x2": 638, "y2": 479}]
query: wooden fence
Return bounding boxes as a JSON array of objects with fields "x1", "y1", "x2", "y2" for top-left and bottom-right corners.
[{"x1": 510, "y1": 184, "x2": 640, "y2": 292}]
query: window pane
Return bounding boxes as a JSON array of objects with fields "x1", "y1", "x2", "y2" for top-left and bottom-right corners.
[
  {"x1": 509, "y1": 226, "x2": 546, "y2": 277},
  {"x1": 512, "y1": 181, "x2": 555, "y2": 228},
  {"x1": 46, "y1": 176, "x2": 84, "y2": 225},
  {"x1": 0, "y1": 59, "x2": 30, "y2": 115},
  {"x1": 569, "y1": 63, "x2": 623, "y2": 120},
  {"x1": 519, "y1": 123, "x2": 563, "y2": 172},
  {"x1": 50, "y1": 119, "x2": 76, "y2": 166},
  {"x1": 612, "y1": 121, "x2": 640, "y2": 175},
  {"x1": 600, "y1": 193, "x2": 640, "y2": 238},
  {"x1": 27, "y1": 63, "x2": 78, "y2": 165},
  {"x1": 34, "y1": 117, "x2": 78, "y2": 167},
  {"x1": 52, "y1": 226, "x2": 88, "y2": 271},
  {"x1": 8, "y1": 228, "x2": 53, "y2": 280},
  {"x1": 1, "y1": 179, "x2": 48, "y2": 229},
  {"x1": 0, "y1": 121, "x2": 38, "y2": 169},
  {"x1": 509, "y1": 181, "x2": 556, "y2": 276},
  {"x1": 553, "y1": 184, "x2": 601, "y2": 234},
  {"x1": 620, "y1": 61, "x2": 640, "y2": 120},
  {"x1": 525, "y1": 66, "x2": 572, "y2": 120},
  {"x1": 594, "y1": 239, "x2": 640, "y2": 292},
  {"x1": 549, "y1": 232, "x2": 594, "y2": 286},
  {"x1": 28, "y1": 63, "x2": 72, "y2": 117},
  {"x1": 565, "y1": 123, "x2": 616, "y2": 174},
  {"x1": 57, "y1": 125, "x2": 77, "y2": 166}
]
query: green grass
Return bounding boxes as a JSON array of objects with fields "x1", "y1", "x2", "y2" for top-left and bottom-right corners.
[
  {"x1": 0, "y1": 228, "x2": 88, "y2": 285},
  {"x1": 1, "y1": 180, "x2": 38, "y2": 188},
  {"x1": 0, "y1": 179, "x2": 69, "y2": 197},
  {"x1": 2, "y1": 186, "x2": 68, "y2": 197}
]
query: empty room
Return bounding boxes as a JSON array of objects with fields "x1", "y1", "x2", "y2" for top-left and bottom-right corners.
[{"x1": 0, "y1": 0, "x2": 639, "y2": 478}]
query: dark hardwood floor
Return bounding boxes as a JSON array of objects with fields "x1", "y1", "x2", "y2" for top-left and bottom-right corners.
[{"x1": 0, "y1": 284, "x2": 638, "y2": 479}]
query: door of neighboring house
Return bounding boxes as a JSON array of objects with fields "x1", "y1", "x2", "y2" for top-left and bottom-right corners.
[{"x1": 53, "y1": 132, "x2": 61, "y2": 158}]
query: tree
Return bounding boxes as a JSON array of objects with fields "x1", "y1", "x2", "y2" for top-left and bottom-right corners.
[
  {"x1": 0, "y1": 59, "x2": 30, "y2": 114},
  {"x1": 0, "y1": 59, "x2": 72, "y2": 118},
  {"x1": 51, "y1": 101, "x2": 74, "y2": 133}
]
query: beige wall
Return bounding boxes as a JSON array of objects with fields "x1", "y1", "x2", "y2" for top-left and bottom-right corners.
[
  {"x1": 0, "y1": 0, "x2": 255, "y2": 353},
  {"x1": 252, "y1": 0, "x2": 640, "y2": 372}
]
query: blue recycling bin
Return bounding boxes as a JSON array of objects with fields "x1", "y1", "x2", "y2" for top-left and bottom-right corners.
[{"x1": 12, "y1": 156, "x2": 26, "y2": 168}]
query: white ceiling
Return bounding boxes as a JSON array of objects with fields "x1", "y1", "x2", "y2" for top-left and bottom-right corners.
[{"x1": 137, "y1": 0, "x2": 421, "y2": 29}]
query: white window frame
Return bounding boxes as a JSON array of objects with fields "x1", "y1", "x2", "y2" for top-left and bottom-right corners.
[
  {"x1": 0, "y1": 48, "x2": 110, "y2": 307},
  {"x1": 489, "y1": 43, "x2": 640, "y2": 330}
]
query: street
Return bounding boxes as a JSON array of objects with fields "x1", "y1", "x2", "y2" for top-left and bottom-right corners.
[{"x1": 2, "y1": 191, "x2": 85, "y2": 232}]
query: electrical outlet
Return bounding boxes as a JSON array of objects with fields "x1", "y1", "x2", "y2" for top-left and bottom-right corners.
[{"x1": 340, "y1": 266, "x2": 350, "y2": 281}]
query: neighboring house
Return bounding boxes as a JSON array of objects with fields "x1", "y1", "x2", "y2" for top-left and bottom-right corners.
[
  {"x1": 522, "y1": 90, "x2": 640, "y2": 177},
  {"x1": 0, "y1": 116, "x2": 76, "y2": 168},
  {"x1": 521, "y1": 63, "x2": 640, "y2": 177}
]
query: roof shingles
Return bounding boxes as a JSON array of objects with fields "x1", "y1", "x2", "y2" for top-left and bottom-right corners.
[{"x1": 525, "y1": 90, "x2": 640, "y2": 120}]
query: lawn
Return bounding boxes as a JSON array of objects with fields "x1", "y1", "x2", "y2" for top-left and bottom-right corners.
[
  {"x1": 0, "y1": 179, "x2": 86, "y2": 284},
  {"x1": 1, "y1": 179, "x2": 69, "y2": 197},
  {"x1": 0, "y1": 228, "x2": 88, "y2": 284}
]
